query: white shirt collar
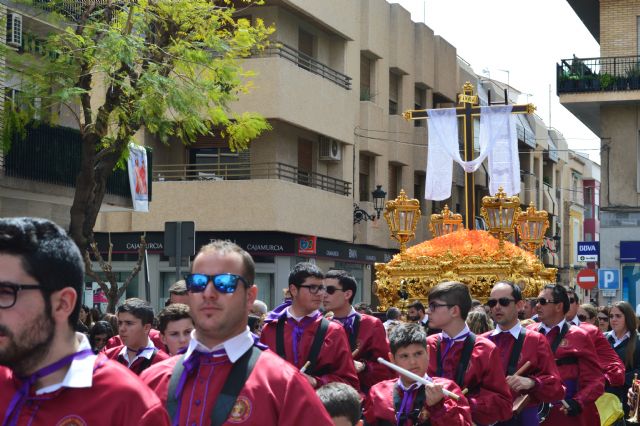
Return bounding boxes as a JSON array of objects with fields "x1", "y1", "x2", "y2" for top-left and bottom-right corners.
[
  {"x1": 36, "y1": 333, "x2": 97, "y2": 395},
  {"x1": 569, "y1": 315, "x2": 581, "y2": 326},
  {"x1": 285, "y1": 306, "x2": 320, "y2": 322},
  {"x1": 491, "y1": 322, "x2": 522, "y2": 339},
  {"x1": 118, "y1": 337, "x2": 156, "y2": 366},
  {"x1": 539, "y1": 319, "x2": 567, "y2": 335},
  {"x1": 397, "y1": 373, "x2": 431, "y2": 390},
  {"x1": 607, "y1": 331, "x2": 631, "y2": 348},
  {"x1": 186, "y1": 327, "x2": 254, "y2": 363},
  {"x1": 442, "y1": 324, "x2": 471, "y2": 340},
  {"x1": 421, "y1": 316, "x2": 429, "y2": 325}
]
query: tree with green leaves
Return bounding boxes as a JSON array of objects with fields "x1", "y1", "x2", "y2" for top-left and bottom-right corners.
[{"x1": 2, "y1": 0, "x2": 273, "y2": 311}]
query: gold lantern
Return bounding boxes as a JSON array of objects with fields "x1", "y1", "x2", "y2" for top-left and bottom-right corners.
[
  {"x1": 384, "y1": 189, "x2": 421, "y2": 252},
  {"x1": 516, "y1": 202, "x2": 549, "y2": 252},
  {"x1": 481, "y1": 186, "x2": 521, "y2": 250},
  {"x1": 429, "y1": 205, "x2": 463, "y2": 238}
]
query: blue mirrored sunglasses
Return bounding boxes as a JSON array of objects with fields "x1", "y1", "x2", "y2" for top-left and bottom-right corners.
[{"x1": 185, "y1": 273, "x2": 249, "y2": 294}]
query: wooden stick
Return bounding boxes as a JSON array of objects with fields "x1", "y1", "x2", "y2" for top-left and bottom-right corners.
[
  {"x1": 461, "y1": 388, "x2": 468, "y2": 395},
  {"x1": 377, "y1": 357, "x2": 460, "y2": 401},
  {"x1": 509, "y1": 361, "x2": 533, "y2": 415},
  {"x1": 300, "y1": 361, "x2": 311, "y2": 374},
  {"x1": 512, "y1": 361, "x2": 532, "y2": 377}
]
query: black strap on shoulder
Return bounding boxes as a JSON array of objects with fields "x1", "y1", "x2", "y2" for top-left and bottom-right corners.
[
  {"x1": 393, "y1": 385, "x2": 428, "y2": 425},
  {"x1": 349, "y1": 314, "x2": 361, "y2": 353},
  {"x1": 550, "y1": 323, "x2": 570, "y2": 354},
  {"x1": 556, "y1": 356, "x2": 578, "y2": 366},
  {"x1": 506, "y1": 328, "x2": 527, "y2": 376},
  {"x1": 436, "y1": 337, "x2": 443, "y2": 377},
  {"x1": 306, "y1": 318, "x2": 330, "y2": 376},
  {"x1": 166, "y1": 353, "x2": 188, "y2": 422},
  {"x1": 211, "y1": 346, "x2": 262, "y2": 426},
  {"x1": 137, "y1": 348, "x2": 157, "y2": 372},
  {"x1": 275, "y1": 314, "x2": 287, "y2": 358},
  {"x1": 455, "y1": 333, "x2": 475, "y2": 387}
]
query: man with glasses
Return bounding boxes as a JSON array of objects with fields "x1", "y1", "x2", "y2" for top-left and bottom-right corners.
[
  {"x1": 0, "y1": 217, "x2": 170, "y2": 425},
  {"x1": 526, "y1": 284, "x2": 604, "y2": 426},
  {"x1": 482, "y1": 281, "x2": 563, "y2": 425},
  {"x1": 564, "y1": 287, "x2": 625, "y2": 392},
  {"x1": 260, "y1": 263, "x2": 359, "y2": 390},
  {"x1": 142, "y1": 241, "x2": 333, "y2": 425},
  {"x1": 425, "y1": 281, "x2": 512, "y2": 425},
  {"x1": 322, "y1": 270, "x2": 394, "y2": 393}
]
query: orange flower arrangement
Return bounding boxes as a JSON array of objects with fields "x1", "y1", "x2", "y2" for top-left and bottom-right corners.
[{"x1": 404, "y1": 229, "x2": 538, "y2": 263}]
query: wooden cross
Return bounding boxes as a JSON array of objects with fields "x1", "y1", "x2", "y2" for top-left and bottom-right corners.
[{"x1": 403, "y1": 82, "x2": 535, "y2": 230}]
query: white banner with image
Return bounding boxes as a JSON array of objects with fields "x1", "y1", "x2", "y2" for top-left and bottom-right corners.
[{"x1": 127, "y1": 143, "x2": 149, "y2": 212}]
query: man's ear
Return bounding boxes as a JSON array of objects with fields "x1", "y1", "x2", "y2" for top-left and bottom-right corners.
[
  {"x1": 289, "y1": 284, "x2": 298, "y2": 299},
  {"x1": 50, "y1": 287, "x2": 78, "y2": 325},
  {"x1": 389, "y1": 352, "x2": 395, "y2": 364},
  {"x1": 143, "y1": 322, "x2": 152, "y2": 335},
  {"x1": 450, "y1": 305, "x2": 461, "y2": 319}
]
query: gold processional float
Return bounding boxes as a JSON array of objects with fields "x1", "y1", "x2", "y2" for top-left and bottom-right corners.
[{"x1": 374, "y1": 187, "x2": 558, "y2": 311}]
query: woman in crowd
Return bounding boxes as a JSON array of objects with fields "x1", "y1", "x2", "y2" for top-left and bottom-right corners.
[
  {"x1": 598, "y1": 306, "x2": 612, "y2": 333},
  {"x1": 89, "y1": 320, "x2": 114, "y2": 353},
  {"x1": 605, "y1": 301, "x2": 640, "y2": 416},
  {"x1": 578, "y1": 303, "x2": 598, "y2": 326},
  {"x1": 466, "y1": 309, "x2": 494, "y2": 334}
]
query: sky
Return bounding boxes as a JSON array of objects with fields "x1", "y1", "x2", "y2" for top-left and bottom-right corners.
[{"x1": 392, "y1": 0, "x2": 601, "y2": 162}]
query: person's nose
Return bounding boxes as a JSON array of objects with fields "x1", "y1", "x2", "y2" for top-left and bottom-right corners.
[{"x1": 202, "y1": 280, "x2": 219, "y2": 299}]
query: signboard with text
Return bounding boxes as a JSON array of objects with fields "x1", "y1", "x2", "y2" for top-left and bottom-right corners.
[{"x1": 577, "y1": 241, "x2": 599, "y2": 262}]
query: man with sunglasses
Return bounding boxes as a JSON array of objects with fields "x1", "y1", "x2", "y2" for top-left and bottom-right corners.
[
  {"x1": 260, "y1": 263, "x2": 359, "y2": 390},
  {"x1": 141, "y1": 241, "x2": 333, "y2": 425},
  {"x1": 526, "y1": 284, "x2": 604, "y2": 426},
  {"x1": 482, "y1": 281, "x2": 563, "y2": 425},
  {"x1": 425, "y1": 281, "x2": 512, "y2": 425},
  {"x1": 322, "y1": 270, "x2": 394, "y2": 393},
  {"x1": 564, "y1": 288, "x2": 625, "y2": 392},
  {"x1": 0, "y1": 217, "x2": 170, "y2": 425}
]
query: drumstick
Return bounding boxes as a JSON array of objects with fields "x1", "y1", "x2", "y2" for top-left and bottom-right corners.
[
  {"x1": 377, "y1": 357, "x2": 460, "y2": 401},
  {"x1": 512, "y1": 361, "x2": 532, "y2": 377},
  {"x1": 561, "y1": 400, "x2": 570, "y2": 409},
  {"x1": 461, "y1": 388, "x2": 468, "y2": 395},
  {"x1": 300, "y1": 361, "x2": 311, "y2": 374}
]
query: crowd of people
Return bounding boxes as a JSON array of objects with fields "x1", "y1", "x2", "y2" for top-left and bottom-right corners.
[{"x1": 0, "y1": 217, "x2": 639, "y2": 425}]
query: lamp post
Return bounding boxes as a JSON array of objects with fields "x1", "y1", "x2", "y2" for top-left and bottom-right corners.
[
  {"x1": 353, "y1": 185, "x2": 387, "y2": 224},
  {"x1": 516, "y1": 202, "x2": 549, "y2": 252},
  {"x1": 480, "y1": 186, "x2": 521, "y2": 250},
  {"x1": 384, "y1": 189, "x2": 421, "y2": 252},
  {"x1": 429, "y1": 205, "x2": 463, "y2": 238}
]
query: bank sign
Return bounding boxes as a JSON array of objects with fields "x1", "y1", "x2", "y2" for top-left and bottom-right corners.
[{"x1": 577, "y1": 241, "x2": 599, "y2": 262}]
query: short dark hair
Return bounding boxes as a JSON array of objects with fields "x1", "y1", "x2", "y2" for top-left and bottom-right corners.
[
  {"x1": 169, "y1": 280, "x2": 188, "y2": 296},
  {"x1": 386, "y1": 307, "x2": 401, "y2": 320},
  {"x1": 0, "y1": 217, "x2": 84, "y2": 327},
  {"x1": 389, "y1": 322, "x2": 427, "y2": 354},
  {"x1": 408, "y1": 301, "x2": 425, "y2": 313},
  {"x1": 494, "y1": 281, "x2": 522, "y2": 302},
  {"x1": 428, "y1": 281, "x2": 472, "y2": 320},
  {"x1": 157, "y1": 303, "x2": 192, "y2": 334},
  {"x1": 355, "y1": 302, "x2": 372, "y2": 315},
  {"x1": 543, "y1": 284, "x2": 570, "y2": 314},
  {"x1": 316, "y1": 383, "x2": 361, "y2": 426},
  {"x1": 195, "y1": 240, "x2": 255, "y2": 284},
  {"x1": 288, "y1": 262, "x2": 323, "y2": 287},
  {"x1": 117, "y1": 298, "x2": 155, "y2": 325},
  {"x1": 565, "y1": 287, "x2": 579, "y2": 304},
  {"x1": 325, "y1": 270, "x2": 357, "y2": 304},
  {"x1": 89, "y1": 320, "x2": 114, "y2": 348},
  {"x1": 248, "y1": 314, "x2": 262, "y2": 334}
]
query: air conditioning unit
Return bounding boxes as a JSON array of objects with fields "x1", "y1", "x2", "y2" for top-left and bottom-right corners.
[
  {"x1": 319, "y1": 136, "x2": 341, "y2": 161},
  {"x1": 6, "y1": 13, "x2": 23, "y2": 48}
]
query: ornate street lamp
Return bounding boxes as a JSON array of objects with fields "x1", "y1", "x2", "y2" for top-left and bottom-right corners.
[
  {"x1": 516, "y1": 202, "x2": 549, "y2": 252},
  {"x1": 384, "y1": 189, "x2": 421, "y2": 252},
  {"x1": 429, "y1": 205, "x2": 463, "y2": 238},
  {"x1": 480, "y1": 186, "x2": 521, "y2": 250},
  {"x1": 353, "y1": 185, "x2": 387, "y2": 224}
]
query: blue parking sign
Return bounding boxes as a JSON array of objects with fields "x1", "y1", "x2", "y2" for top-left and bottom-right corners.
[{"x1": 598, "y1": 269, "x2": 620, "y2": 290}]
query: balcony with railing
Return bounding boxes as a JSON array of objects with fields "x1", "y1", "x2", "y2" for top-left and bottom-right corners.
[
  {"x1": 557, "y1": 55, "x2": 640, "y2": 94},
  {"x1": 154, "y1": 162, "x2": 351, "y2": 196}
]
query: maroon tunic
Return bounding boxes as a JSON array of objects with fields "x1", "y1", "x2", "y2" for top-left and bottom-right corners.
[
  {"x1": 480, "y1": 328, "x2": 564, "y2": 409},
  {"x1": 104, "y1": 344, "x2": 169, "y2": 375},
  {"x1": 141, "y1": 348, "x2": 333, "y2": 425},
  {"x1": 579, "y1": 322, "x2": 625, "y2": 387},
  {"x1": 364, "y1": 377, "x2": 472, "y2": 426},
  {"x1": 0, "y1": 355, "x2": 170, "y2": 425},
  {"x1": 426, "y1": 333, "x2": 512, "y2": 425},
  {"x1": 527, "y1": 323, "x2": 605, "y2": 426},
  {"x1": 260, "y1": 315, "x2": 360, "y2": 389},
  {"x1": 336, "y1": 313, "x2": 395, "y2": 391}
]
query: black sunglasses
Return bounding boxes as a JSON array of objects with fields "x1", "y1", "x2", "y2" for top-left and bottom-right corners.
[
  {"x1": 325, "y1": 286, "x2": 345, "y2": 295},
  {"x1": 486, "y1": 297, "x2": 516, "y2": 308},
  {"x1": 536, "y1": 297, "x2": 559, "y2": 306},
  {"x1": 185, "y1": 273, "x2": 249, "y2": 294},
  {"x1": 598, "y1": 315, "x2": 609, "y2": 321}
]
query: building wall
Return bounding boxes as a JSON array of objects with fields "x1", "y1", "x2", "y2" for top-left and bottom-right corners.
[{"x1": 600, "y1": 0, "x2": 640, "y2": 57}]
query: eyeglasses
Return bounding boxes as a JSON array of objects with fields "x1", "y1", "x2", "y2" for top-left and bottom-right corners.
[
  {"x1": 577, "y1": 314, "x2": 588, "y2": 322},
  {"x1": 486, "y1": 298, "x2": 516, "y2": 308},
  {"x1": 598, "y1": 315, "x2": 609, "y2": 321},
  {"x1": 428, "y1": 302, "x2": 453, "y2": 311},
  {"x1": 536, "y1": 298, "x2": 559, "y2": 306},
  {"x1": 299, "y1": 284, "x2": 326, "y2": 294},
  {"x1": 185, "y1": 273, "x2": 249, "y2": 294},
  {"x1": 325, "y1": 286, "x2": 344, "y2": 295},
  {"x1": 0, "y1": 282, "x2": 41, "y2": 309}
]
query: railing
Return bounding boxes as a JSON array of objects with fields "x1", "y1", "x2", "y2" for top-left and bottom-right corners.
[
  {"x1": 31, "y1": 0, "x2": 113, "y2": 23},
  {"x1": 557, "y1": 55, "x2": 640, "y2": 94},
  {"x1": 254, "y1": 42, "x2": 352, "y2": 90},
  {"x1": 2, "y1": 123, "x2": 133, "y2": 198},
  {"x1": 154, "y1": 162, "x2": 351, "y2": 196}
]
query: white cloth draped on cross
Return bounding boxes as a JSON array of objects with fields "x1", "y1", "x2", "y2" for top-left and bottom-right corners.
[{"x1": 425, "y1": 105, "x2": 520, "y2": 200}]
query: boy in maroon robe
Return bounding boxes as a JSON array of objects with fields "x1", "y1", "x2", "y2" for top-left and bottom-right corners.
[
  {"x1": 426, "y1": 281, "x2": 512, "y2": 425},
  {"x1": 142, "y1": 240, "x2": 333, "y2": 425},
  {"x1": 364, "y1": 323, "x2": 472, "y2": 425}
]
